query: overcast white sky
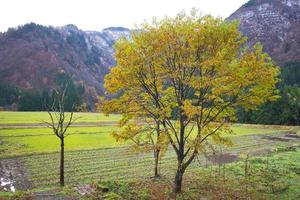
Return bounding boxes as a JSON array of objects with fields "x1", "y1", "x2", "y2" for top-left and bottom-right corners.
[{"x1": 0, "y1": 0, "x2": 248, "y2": 32}]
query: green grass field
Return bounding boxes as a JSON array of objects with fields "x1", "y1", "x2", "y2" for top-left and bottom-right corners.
[
  {"x1": 0, "y1": 126, "x2": 122, "y2": 158},
  {"x1": 0, "y1": 111, "x2": 121, "y2": 124},
  {"x1": 0, "y1": 111, "x2": 299, "y2": 199},
  {"x1": 0, "y1": 125, "x2": 282, "y2": 158},
  {"x1": 0, "y1": 111, "x2": 284, "y2": 158}
]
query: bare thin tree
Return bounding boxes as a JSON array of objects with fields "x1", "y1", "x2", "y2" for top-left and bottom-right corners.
[{"x1": 43, "y1": 83, "x2": 75, "y2": 187}]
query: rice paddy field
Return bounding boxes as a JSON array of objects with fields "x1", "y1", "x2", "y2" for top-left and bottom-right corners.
[
  {"x1": 0, "y1": 111, "x2": 300, "y2": 199},
  {"x1": 0, "y1": 112, "x2": 121, "y2": 124}
]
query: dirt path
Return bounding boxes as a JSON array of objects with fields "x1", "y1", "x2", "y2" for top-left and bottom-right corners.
[{"x1": 31, "y1": 192, "x2": 77, "y2": 200}]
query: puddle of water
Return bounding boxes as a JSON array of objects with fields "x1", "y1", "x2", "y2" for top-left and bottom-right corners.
[
  {"x1": 11, "y1": 185, "x2": 15, "y2": 192},
  {"x1": 0, "y1": 177, "x2": 15, "y2": 192}
]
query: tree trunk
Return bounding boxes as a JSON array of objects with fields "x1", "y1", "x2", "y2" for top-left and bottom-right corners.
[
  {"x1": 174, "y1": 154, "x2": 185, "y2": 193},
  {"x1": 154, "y1": 121, "x2": 161, "y2": 177},
  {"x1": 174, "y1": 168, "x2": 184, "y2": 193},
  {"x1": 154, "y1": 149, "x2": 160, "y2": 177},
  {"x1": 60, "y1": 138, "x2": 64, "y2": 187},
  {"x1": 174, "y1": 117, "x2": 186, "y2": 193}
]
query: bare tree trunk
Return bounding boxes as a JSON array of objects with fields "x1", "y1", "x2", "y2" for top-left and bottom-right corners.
[
  {"x1": 60, "y1": 138, "x2": 64, "y2": 187},
  {"x1": 153, "y1": 121, "x2": 161, "y2": 177},
  {"x1": 174, "y1": 119, "x2": 185, "y2": 193},
  {"x1": 154, "y1": 149, "x2": 160, "y2": 177},
  {"x1": 44, "y1": 83, "x2": 74, "y2": 188},
  {"x1": 174, "y1": 150, "x2": 185, "y2": 193},
  {"x1": 174, "y1": 167, "x2": 184, "y2": 193}
]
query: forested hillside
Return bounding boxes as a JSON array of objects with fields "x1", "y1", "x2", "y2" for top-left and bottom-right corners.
[
  {"x1": 229, "y1": 0, "x2": 300, "y2": 125},
  {"x1": 0, "y1": 23, "x2": 130, "y2": 110}
]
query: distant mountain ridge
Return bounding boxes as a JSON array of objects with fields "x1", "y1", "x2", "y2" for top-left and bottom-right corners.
[
  {"x1": 1, "y1": 0, "x2": 300, "y2": 110},
  {"x1": 228, "y1": 0, "x2": 300, "y2": 65},
  {"x1": 0, "y1": 23, "x2": 131, "y2": 109},
  {"x1": 58, "y1": 25, "x2": 131, "y2": 53}
]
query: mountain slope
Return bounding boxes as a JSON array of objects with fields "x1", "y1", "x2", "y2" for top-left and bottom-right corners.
[
  {"x1": 0, "y1": 23, "x2": 131, "y2": 109},
  {"x1": 2, "y1": 1, "x2": 300, "y2": 110},
  {"x1": 228, "y1": 0, "x2": 300, "y2": 65}
]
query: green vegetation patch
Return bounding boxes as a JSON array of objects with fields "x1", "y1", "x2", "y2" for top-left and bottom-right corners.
[
  {"x1": 230, "y1": 125, "x2": 282, "y2": 136},
  {"x1": 0, "y1": 124, "x2": 282, "y2": 158},
  {"x1": 0, "y1": 126, "x2": 121, "y2": 158},
  {"x1": 200, "y1": 148, "x2": 300, "y2": 199},
  {"x1": 0, "y1": 111, "x2": 121, "y2": 124}
]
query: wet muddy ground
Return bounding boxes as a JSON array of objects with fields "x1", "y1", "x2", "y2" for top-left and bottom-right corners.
[{"x1": 0, "y1": 157, "x2": 31, "y2": 192}]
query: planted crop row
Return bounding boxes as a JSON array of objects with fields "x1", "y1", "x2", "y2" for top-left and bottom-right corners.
[{"x1": 19, "y1": 130, "x2": 293, "y2": 189}]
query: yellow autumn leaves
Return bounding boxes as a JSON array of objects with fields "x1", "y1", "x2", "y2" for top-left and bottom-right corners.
[{"x1": 99, "y1": 11, "x2": 280, "y2": 192}]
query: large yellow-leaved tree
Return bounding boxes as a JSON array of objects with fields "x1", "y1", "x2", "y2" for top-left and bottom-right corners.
[{"x1": 100, "y1": 12, "x2": 279, "y2": 192}]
